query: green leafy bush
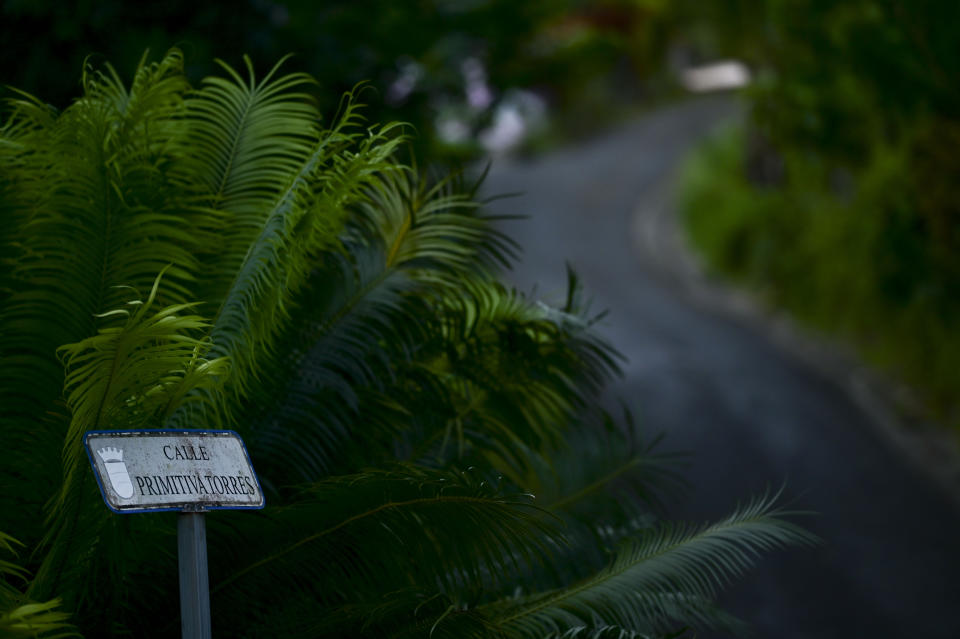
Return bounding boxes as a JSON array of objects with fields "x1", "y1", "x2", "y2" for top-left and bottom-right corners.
[
  {"x1": 682, "y1": 122, "x2": 960, "y2": 425},
  {"x1": 680, "y1": 0, "x2": 960, "y2": 426},
  {"x1": 0, "y1": 49, "x2": 811, "y2": 637},
  {"x1": 0, "y1": 532, "x2": 75, "y2": 638}
]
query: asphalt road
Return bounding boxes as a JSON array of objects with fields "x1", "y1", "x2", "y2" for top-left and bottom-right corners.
[{"x1": 479, "y1": 96, "x2": 960, "y2": 639}]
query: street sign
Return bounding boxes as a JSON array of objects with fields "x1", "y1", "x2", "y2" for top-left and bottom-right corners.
[
  {"x1": 85, "y1": 428, "x2": 263, "y2": 639},
  {"x1": 84, "y1": 429, "x2": 264, "y2": 513}
]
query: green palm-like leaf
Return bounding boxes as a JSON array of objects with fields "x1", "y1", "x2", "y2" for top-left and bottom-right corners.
[
  {"x1": 231, "y1": 167, "x2": 518, "y2": 481},
  {"x1": 168, "y1": 95, "x2": 404, "y2": 429},
  {"x1": 174, "y1": 54, "x2": 321, "y2": 305},
  {"x1": 353, "y1": 165, "x2": 517, "y2": 278},
  {"x1": 31, "y1": 271, "x2": 226, "y2": 601},
  {"x1": 0, "y1": 532, "x2": 76, "y2": 638},
  {"x1": 207, "y1": 466, "x2": 563, "y2": 636},
  {"x1": 410, "y1": 276, "x2": 621, "y2": 482},
  {"x1": 0, "y1": 48, "x2": 198, "y2": 551},
  {"x1": 489, "y1": 492, "x2": 816, "y2": 637}
]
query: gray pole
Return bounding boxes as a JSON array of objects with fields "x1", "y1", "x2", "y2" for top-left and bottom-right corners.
[{"x1": 178, "y1": 511, "x2": 212, "y2": 639}]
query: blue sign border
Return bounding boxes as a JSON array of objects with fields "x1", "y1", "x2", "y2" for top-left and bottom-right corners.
[{"x1": 84, "y1": 429, "x2": 266, "y2": 514}]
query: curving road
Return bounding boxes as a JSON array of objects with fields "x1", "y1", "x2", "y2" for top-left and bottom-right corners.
[{"x1": 479, "y1": 96, "x2": 960, "y2": 639}]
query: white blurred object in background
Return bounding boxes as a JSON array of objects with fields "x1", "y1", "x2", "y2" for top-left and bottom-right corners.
[
  {"x1": 479, "y1": 89, "x2": 548, "y2": 154},
  {"x1": 681, "y1": 60, "x2": 751, "y2": 92}
]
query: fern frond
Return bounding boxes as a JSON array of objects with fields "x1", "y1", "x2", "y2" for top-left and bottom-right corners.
[
  {"x1": 0, "y1": 48, "x2": 198, "y2": 553},
  {"x1": 59, "y1": 276, "x2": 220, "y2": 429},
  {"x1": 533, "y1": 408, "x2": 684, "y2": 522},
  {"x1": 353, "y1": 165, "x2": 518, "y2": 278},
  {"x1": 232, "y1": 167, "x2": 509, "y2": 480},
  {"x1": 31, "y1": 270, "x2": 226, "y2": 600},
  {"x1": 236, "y1": 171, "x2": 614, "y2": 484},
  {"x1": 491, "y1": 493, "x2": 815, "y2": 637},
  {"x1": 0, "y1": 532, "x2": 77, "y2": 638},
  {"x1": 175, "y1": 54, "x2": 321, "y2": 304},
  {"x1": 478, "y1": 412, "x2": 685, "y2": 593},
  {"x1": 239, "y1": 244, "x2": 427, "y2": 484},
  {"x1": 0, "y1": 598, "x2": 77, "y2": 639},
  {"x1": 412, "y1": 276, "x2": 621, "y2": 480},
  {"x1": 211, "y1": 465, "x2": 563, "y2": 615},
  {"x1": 168, "y1": 96, "x2": 403, "y2": 429}
]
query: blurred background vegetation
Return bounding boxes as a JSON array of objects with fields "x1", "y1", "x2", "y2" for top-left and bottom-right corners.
[
  {"x1": 3, "y1": 0, "x2": 957, "y2": 428},
  {"x1": 1, "y1": 0, "x2": 691, "y2": 161},
  {"x1": 679, "y1": 0, "x2": 960, "y2": 429}
]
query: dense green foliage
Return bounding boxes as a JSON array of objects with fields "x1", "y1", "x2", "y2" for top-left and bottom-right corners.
[
  {"x1": 0, "y1": 50, "x2": 812, "y2": 637},
  {"x1": 679, "y1": 0, "x2": 960, "y2": 426},
  {"x1": 1, "y1": 0, "x2": 679, "y2": 161}
]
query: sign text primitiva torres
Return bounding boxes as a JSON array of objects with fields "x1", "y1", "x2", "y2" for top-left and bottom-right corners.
[{"x1": 84, "y1": 430, "x2": 264, "y2": 513}]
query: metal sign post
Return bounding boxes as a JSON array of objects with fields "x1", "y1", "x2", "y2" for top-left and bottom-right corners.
[
  {"x1": 84, "y1": 429, "x2": 264, "y2": 639},
  {"x1": 178, "y1": 510, "x2": 211, "y2": 639}
]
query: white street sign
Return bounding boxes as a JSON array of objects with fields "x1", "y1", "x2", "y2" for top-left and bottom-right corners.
[{"x1": 84, "y1": 430, "x2": 264, "y2": 513}]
